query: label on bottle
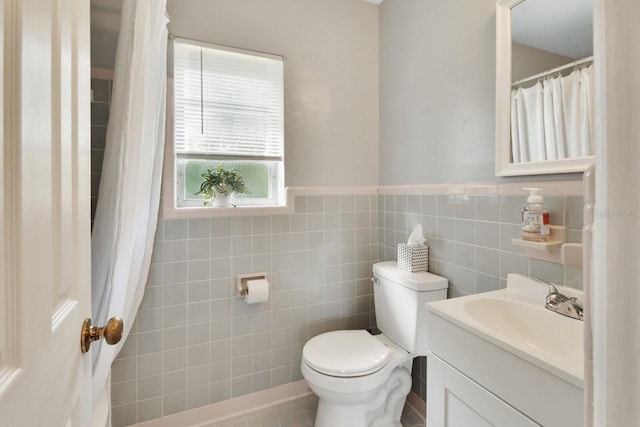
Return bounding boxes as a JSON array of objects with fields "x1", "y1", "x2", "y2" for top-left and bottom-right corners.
[
  {"x1": 540, "y1": 211, "x2": 550, "y2": 236},
  {"x1": 522, "y1": 211, "x2": 546, "y2": 234}
]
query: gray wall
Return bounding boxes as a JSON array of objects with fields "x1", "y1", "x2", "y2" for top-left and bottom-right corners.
[
  {"x1": 111, "y1": 195, "x2": 379, "y2": 426},
  {"x1": 512, "y1": 42, "x2": 573, "y2": 83},
  {"x1": 101, "y1": 1, "x2": 381, "y2": 425},
  {"x1": 91, "y1": 0, "x2": 121, "y2": 69},
  {"x1": 375, "y1": 0, "x2": 586, "y2": 400},
  {"x1": 90, "y1": 77, "x2": 112, "y2": 225},
  {"x1": 93, "y1": 0, "x2": 589, "y2": 423},
  {"x1": 379, "y1": 0, "x2": 497, "y2": 185},
  {"x1": 167, "y1": 0, "x2": 380, "y2": 187},
  {"x1": 378, "y1": 190, "x2": 584, "y2": 398},
  {"x1": 90, "y1": 0, "x2": 380, "y2": 187}
]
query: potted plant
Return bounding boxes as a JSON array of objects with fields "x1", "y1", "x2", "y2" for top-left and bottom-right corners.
[{"x1": 196, "y1": 165, "x2": 250, "y2": 207}]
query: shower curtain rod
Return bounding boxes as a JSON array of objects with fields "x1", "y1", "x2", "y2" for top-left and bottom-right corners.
[{"x1": 512, "y1": 55, "x2": 594, "y2": 87}]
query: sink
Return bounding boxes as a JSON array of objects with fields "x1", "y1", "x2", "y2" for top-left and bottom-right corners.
[
  {"x1": 426, "y1": 274, "x2": 584, "y2": 427},
  {"x1": 464, "y1": 297, "x2": 582, "y2": 365},
  {"x1": 427, "y1": 273, "x2": 584, "y2": 386}
]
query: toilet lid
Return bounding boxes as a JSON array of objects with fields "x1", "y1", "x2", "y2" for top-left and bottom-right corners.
[{"x1": 303, "y1": 330, "x2": 390, "y2": 377}]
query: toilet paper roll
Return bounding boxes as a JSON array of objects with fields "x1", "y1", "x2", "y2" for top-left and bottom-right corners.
[{"x1": 245, "y1": 279, "x2": 269, "y2": 304}]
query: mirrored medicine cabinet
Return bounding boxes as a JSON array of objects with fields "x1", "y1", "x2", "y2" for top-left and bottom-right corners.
[{"x1": 495, "y1": 0, "x2": 595, "y2": 176}]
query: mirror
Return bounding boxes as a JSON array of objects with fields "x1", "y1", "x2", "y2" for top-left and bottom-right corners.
[{"x1": 495, "y1": 0, "x2": 594, "y2": 176}]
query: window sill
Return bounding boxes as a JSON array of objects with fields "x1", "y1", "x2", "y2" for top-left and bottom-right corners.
[{"x1": 162, "y1": 188, "x2": 294, "y2": 219}]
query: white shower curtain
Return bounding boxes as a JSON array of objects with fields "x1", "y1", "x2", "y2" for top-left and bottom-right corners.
[
  {"x1": 90, "y1": 0, "x2": 168, "y2": 421},
  {"x1": 511, "y1": 83, "x2": 546, "y2": 163},
  {"x1": 511, "y1": 64, "x2": 594, "y2": 163},
  {"x1": 542, "y1": 77, "x2": 566, "y2": 160}
]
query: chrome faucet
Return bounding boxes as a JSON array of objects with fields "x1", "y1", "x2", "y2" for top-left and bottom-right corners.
[{"x1": 533, "y1": 278, "x2": 584, "y2": 321}]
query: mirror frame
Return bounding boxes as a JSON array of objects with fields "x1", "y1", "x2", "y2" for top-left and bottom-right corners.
[{"x1": 495, "y1": 0, "x2": 595, "y2": 176}]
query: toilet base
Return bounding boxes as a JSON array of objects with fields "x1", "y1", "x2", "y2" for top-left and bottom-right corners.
[{"x1": 310, "y1": 365, "x2": 412, "y2": 427}]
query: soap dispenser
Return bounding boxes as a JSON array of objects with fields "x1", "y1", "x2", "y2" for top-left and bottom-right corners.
[{"x1": 521, "y1": 187, "x2": 550, "y2": 242}]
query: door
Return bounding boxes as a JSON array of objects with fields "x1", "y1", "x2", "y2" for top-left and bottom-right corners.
[{"x1": 0, "y1": 0, "x2": 91, "y2": 425}]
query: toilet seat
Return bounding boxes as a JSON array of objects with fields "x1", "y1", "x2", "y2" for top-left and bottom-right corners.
[{"x1": 302, "y1": 330, "x2": 390, "y2": 377}]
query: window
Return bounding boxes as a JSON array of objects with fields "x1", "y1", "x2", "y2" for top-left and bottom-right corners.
[{"x1": 172, "y1": 38, "x2": 284, "y2": 207}]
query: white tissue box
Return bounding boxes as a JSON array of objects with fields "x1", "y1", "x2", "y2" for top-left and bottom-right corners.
[{"x1": 397, "y1": 243, "x2": 429, "y2": 273}]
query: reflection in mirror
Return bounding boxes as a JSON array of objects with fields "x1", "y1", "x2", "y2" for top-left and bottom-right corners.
[
  {"x1": 510, "y1": 0, "x2": 593, "y2": 164},
  {"x1": 495, "y1": 0, "x2": 595, "y2": 176}
]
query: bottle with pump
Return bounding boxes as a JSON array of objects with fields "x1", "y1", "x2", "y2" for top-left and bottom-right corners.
[{"x1": 521, "y1": 187, "x2": 550, "y2": 242}]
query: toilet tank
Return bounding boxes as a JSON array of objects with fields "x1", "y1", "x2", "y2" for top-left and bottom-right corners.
[{"x1": 372, "y1": 261, "x2": 448, "y2": 356}]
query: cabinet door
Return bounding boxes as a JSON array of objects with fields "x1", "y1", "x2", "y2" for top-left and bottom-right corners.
[{"x1": 427, "y1": 354, "x2": 541, "y2": 427}]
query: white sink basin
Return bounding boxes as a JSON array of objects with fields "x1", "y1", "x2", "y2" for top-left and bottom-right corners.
[
  {"x1": 464, "y1": 297, "x2": 582, "y2": 364},
  {"x1": 426, "y1": 274, "x2": 584, "y2": 427},
  {"x1": 427, "y1": 274, "x2": 584, "y2": 386}
]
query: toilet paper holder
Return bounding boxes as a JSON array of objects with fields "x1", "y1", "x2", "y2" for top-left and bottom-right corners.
[{"x1": 236, "y1": 273, "x2": 267, "y2": 298}]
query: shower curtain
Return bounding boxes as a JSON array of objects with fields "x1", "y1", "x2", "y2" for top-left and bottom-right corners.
[
  {"x1": 90, "y1": 0, "x2": 168, "y2": 423},
  {"x1": 511, "y1": 64, "x2": 594, "y2": 163}
]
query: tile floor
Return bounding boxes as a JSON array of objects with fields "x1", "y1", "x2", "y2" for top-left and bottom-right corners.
[{"x1": 200, "y1": 394, "x2": 425, "y2": 427}]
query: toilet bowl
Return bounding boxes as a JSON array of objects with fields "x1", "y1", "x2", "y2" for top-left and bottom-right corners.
[
  {"x1": 301, "y1": 261, "x2": 449, "y2": 427},
  {"x1": 301, "y1": 331, "x2": 413, "y2": 427}
]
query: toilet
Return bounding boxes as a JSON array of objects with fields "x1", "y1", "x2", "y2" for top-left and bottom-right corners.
[{"x1": 301, "y1": 261, "x2": 448, "y2": 427}]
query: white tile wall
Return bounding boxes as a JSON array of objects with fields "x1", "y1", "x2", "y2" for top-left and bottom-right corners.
[
  {"x1": 109, "y1": 188, "x2": 584, "y2": 426},
  {"x1": 110, "y1": 194, "x2": 379, "y2": 426},
  {"x1": 378, "y1": 192, "x2": 584, "y2": 399},
  {"x1": 90, "y1": 77, "x2": 111, "y2": 225}
]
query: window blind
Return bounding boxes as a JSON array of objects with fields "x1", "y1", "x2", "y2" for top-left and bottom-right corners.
[{"x1": 173, "y1": 39, "x2": 284, "y2": 159}]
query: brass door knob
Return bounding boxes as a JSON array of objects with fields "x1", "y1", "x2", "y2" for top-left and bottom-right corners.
[{"x1": 80, "y1": 317, "x2": 124, "y2": 353}]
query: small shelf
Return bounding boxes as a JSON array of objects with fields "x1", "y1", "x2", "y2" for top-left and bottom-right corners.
[
  {"x1": 511, "y1": 238, "x2": 563, "y2": 251},
  {"x1": 511, "y1": 226, "x2": 567, "y2": 264},
  {"x1": 511, "y1": 225, "x2": 582, "y2": 269}
]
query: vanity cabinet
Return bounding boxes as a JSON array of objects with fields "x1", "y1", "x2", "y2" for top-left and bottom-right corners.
[
  {"x1": 427, "y1": 354, "x2": 540, "y2": 427},
  {"x1": 425, "y1": 310, "x2": 583, "y2": 427}
]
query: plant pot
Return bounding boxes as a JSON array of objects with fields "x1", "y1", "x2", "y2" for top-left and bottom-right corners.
[{"x1": 213, "y1": 192, "x2": 232, "y2": 207}]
